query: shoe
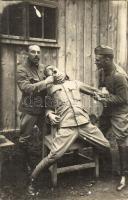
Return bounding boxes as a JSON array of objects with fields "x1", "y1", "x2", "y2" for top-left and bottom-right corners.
[
  {"x1": 116, "y1": 182, "x2": 126, "y2": 191},
  {"x1": 27, "y1": 184, "x2": 39, "y2": 196},
  {"x1": 27, "y1": 179, "x2": 39, "y2": 196}
]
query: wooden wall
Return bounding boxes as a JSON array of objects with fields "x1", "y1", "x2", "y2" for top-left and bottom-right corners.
[
  {"x1": 58, "y1": 0, "x2": 128, "y2": 113},
  {"x1": 0, "y1": 0, "x2": 128, "y2": 131}
]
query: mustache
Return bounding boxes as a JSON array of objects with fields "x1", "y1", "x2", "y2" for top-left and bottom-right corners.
[{"x1": 34, "y1": 56, "x2": 40, "y2": 61}]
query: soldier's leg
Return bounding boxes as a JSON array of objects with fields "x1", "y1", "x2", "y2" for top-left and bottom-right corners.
[
  {"x1": 116, "y1": 137, "x2": 128, "y2": 191},
  {"x1": 19, "y1": 113, "x2": 38, "y2": 144},
  {"x1": 36, "y1": 114, "x2": 47, "y2": 157},
  {"x1": 31, "y1": 127, "x2": 78, "y2": 179},
  {"x1": 28, "y1": 127, "x2": 78, "y2": 195},
  {"x1": 106, "y1": 128, "x2": 120, "y2": 175},
  {"x1": 79, "y1": 122, "x2": 110, "y2": 149},
  {"x1": 19, "y1": 113, "x2": 38, "y2": 172}
]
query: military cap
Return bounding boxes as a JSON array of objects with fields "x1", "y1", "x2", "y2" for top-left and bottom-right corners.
[{"x1": 94, "y1": 45, "x2": 114, "y2": 55}]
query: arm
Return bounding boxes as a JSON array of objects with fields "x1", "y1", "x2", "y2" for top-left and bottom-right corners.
[
  {"x1": 77, "y1": 81, "x2": 104, "y2": 97},
  {"x1": 102, "y1": 74, "x2": 128, "y2": 106},
  {"x1": 17, "y1": 67, "x2": 53, "y2": 94}
]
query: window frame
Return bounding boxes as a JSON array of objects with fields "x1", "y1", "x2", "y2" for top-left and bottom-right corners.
[{"x1": 0, "y1": 0, "x2": 58, "y2": 46}]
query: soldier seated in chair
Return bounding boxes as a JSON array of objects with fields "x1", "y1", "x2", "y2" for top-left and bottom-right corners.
[{"x1": 28, "y1": 65, "x2": 110, "y2": 196}]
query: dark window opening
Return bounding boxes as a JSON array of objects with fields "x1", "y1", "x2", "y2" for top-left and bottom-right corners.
[
  {"x1": 1, "y1": 6, "x2": 9, "y2": 34},
  {"x1": 9, "y1": 5, "x2": 23, "y2": 36},
  {"x1": 1, "y1": 2, "x2": 57, "y2": 41},
  {"x1": 44, "y1": 7, "x2": 56, "y2": 39},
  {"x1": 1, "y1": 4, "x2": 23, "y2": 36},
  {"x1": 29, "y1": 5, "x2": 42, "y2": 38}
]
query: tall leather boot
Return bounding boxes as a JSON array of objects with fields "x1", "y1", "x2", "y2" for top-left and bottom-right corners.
[
  {"x1": 19, "y1": 143, "x2": 32, "y2": 175},
  {"x1": 116, "y1": 145, "x2": 127, "y2": 191},
  {"x1": 118, "y1": 145, "x2": 127, "y2": 176},
  {"x1": 28, "y1": 157, "x2": 54, "y2": 196},
  {"x1": 27, "y1": 177, "x2": 39, "y2": 196},
  {"x1": 32, "y1": 156, "x2": 53, "y2": 179}
]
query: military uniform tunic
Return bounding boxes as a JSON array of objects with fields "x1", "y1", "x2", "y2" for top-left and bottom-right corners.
[
  {"x1": 101, "y1": 66, "x2": 128, "y2": 140},
  {"x1": 17, "y1": 61, "x2": 47, "y2": 145},
  {"x1": 46, "y1": 80, "x2": 110, "y2": 161}
]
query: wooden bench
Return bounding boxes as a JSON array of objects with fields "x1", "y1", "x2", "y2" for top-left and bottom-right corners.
[
  {"x1": 44, "y1": 130, "x2": 99, "y2": 187},
  {"x1": 0, "y1": 136, "x2": 14, "y2": 183}
]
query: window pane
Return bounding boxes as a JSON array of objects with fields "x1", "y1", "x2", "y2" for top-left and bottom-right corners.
[
  {"x1": 44, "y1": 7, "x2": 56, "y2": 39},
  {"x1": 9, "y1": 4, "x2": 23, "y2": 36},
  {"x1": 1, "y1": 3, "x2": 23, "y2": 36},
  {"x1": 29, "y1": 5, "x2": 42, "y2": 38},
  {"x1": 1, "y1": 6, "x2": 9, "y2": 34}
]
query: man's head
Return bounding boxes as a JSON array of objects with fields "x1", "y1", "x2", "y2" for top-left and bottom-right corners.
[
  {"x1": 28, "y1": 45, "x2": 41, "y2": 66},
  {"x1": 44, "y1": 65, "x2": 58, "y2": 77},
  {"x1": 94, "y1": 45, "x2": 114, "y2": 71},
  {"x1": 44, "y1": 65, "x2": 68, "y2": 83}
]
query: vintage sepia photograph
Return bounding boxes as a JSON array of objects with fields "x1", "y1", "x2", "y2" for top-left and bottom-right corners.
[{"x1": 0, "y1": 0, "x2": 128, "y2": 199}]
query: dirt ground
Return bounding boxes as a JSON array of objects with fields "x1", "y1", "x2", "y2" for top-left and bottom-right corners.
[
  {"x1": 1, "y1": 160, "x2": 128, "y2": 200},
  {"x1": 1, "y1": 134, "x2": 127, "y2": 200}
]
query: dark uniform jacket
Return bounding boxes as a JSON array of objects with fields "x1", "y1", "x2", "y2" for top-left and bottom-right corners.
[
  {"x1": 17, "y1": 61, "x2": 47, "y2": 115},
  {"x1": 100, "y1": 65, "x2": 128, "y2": 139},
  {"x1": 103, "y1": 66, "x2": 128, "y2": 115}
]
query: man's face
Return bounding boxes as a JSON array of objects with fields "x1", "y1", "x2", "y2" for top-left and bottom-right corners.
[
  {"x1": 95, "y1": 54, "x2": 106, "y2": 70},
  {"x1": 45, "y1": 66, "x2": 65, "y2": 82},
  {"x1": 28, "y1": 45, "x2": 41, "y2": 65},
  {"x1": 45, "y1": 66, "x2": 58, "y2": 77}
]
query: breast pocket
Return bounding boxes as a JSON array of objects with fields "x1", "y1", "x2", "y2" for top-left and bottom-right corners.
[
  {"x1": 67, "y1": 84, "x2": 81, "y2": 101},
  {"x1": 71, "y1": 89, "x2": 81, "y2": 101}
]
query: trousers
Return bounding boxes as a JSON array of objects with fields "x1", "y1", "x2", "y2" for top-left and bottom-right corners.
[
  {"x1": 19, "y1": 113, "x2": 46, "y2": 145},
  {"x1": 117, "y1": 138, "x2": 128, "y2": 176},
  {"x1": 19, "y1": 113, "x2": 46, "y2": 169},
  {"x1": 31, "y1": 122, "x2": 110, "y2": 179}
]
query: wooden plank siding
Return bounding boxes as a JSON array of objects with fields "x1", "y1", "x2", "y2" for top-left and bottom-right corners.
[
  {"x1": 0, "y1": 0, "x2": 128, "y2": 131},
  {"x1": 76, "y1": 0, "x2": 84, "y2": 82},
  {"x1": 57, "y1": 0, "x2": 66, "y2": 73},
  {"x1": 0, "y1": 45, "x2": 16, "y2": 130},
  {"x1": 107, "y1": 0, "x2": 118, "y2": 61},
  {"x1": 99, "y1": 0, "x2": 109, "y2": 45},
  {"x1": 83, "y1": 0, "x2": 93, "y2": 113},
  {"x1": 65, "y1": 0, "x2": 77, "y2": 80},
  {"x1": 91, "y1": 0, "x2": 100, "y2": 115},
  {"x1": 116, "y1": 1, "x2": 128, "y2": 71}
]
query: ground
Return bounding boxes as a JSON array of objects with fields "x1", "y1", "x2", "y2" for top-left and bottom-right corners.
[
  {"x1": 0, "y1": 133, "x2": 126, "y2": 200},
  {"x1": 1, "y1": 160, "x2": 128, "y2": 200}
]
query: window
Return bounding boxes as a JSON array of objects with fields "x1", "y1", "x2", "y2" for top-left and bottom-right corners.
[{"x1": 1, "y1": 2, "x2": 57, "y2": 41}]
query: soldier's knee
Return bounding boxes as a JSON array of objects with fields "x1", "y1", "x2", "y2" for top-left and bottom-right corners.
[{"x1": 48, "y1": 152, "x2": 61, "y2": 162}]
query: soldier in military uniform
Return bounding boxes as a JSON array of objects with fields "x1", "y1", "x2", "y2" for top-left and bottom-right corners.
[
  {"x1": 17, "y1": 45, "x2": 54, "y2": 171},
  {"x1": 28, "y1": 65, "x2": 110, "y2": 195},
  {"x1": 94, "y1": 45, "x2": 128, "y2": 191}
]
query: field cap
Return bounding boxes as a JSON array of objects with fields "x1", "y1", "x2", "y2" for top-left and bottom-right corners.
[{"x1": 94, "y1": 45, "x2": 113, "y2": 55}]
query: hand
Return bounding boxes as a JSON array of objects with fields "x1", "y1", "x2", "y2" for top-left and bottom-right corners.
[
  {"x1": 93, "y1": 93, "x2": 107, "y2": 107},
  {"x1": 101, "y1": 87, "x2": 109, "y2": 95},
  {"x1": 48, "y1": 113, "x2": 60, "y2": 125},
  {"x1": 45, "y1": 76, "x2": 54, "y2": 85},
  {"x1": 93, "y1": 92, "x2": 102, "y2": 101}
]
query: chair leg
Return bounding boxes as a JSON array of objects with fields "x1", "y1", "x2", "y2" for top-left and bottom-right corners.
[
  {"x1": 94, "y1": 154, "x2": 99, "y2": 178},
  {"x1": 50, "y1": 162, "x2": 57, "y2": 187}
]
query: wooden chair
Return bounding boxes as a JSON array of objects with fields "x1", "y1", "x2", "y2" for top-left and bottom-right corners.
[{"x1": 43, "y1": 127, "x2": 99, "y2": 187}]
